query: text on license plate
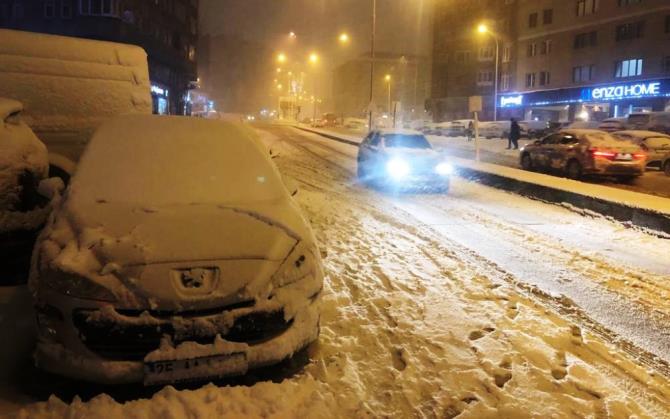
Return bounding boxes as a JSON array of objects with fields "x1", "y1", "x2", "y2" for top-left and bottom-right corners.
[
  {"x1": 616, "y1": 153, "x2": 632, "y2": 161},
  {"x1": 144, "y1": 352, "x2": 247, "y2": 386}
]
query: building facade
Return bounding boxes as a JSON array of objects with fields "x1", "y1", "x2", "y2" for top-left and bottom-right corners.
[
  {"x1": 431, "y1": 0, "x2": 670, "y2": 123},
  {"x1": 429, "y1": 0, "x2": 517, "y2": 121},
  {"x1": 0, "y1": 0, "x2": 198, "y2": 115},
  {"x1": 333, "y1": 52, "x2": 431, "y2": 122},
  {"x1": 500, "y1": 0, "x2": 670, "y2": 122}
]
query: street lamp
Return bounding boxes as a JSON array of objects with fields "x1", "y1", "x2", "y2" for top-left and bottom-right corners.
[
  {"x1": 277, "y1": 52, "x2": 287, "y2": 64},
  {"x1": 308, "y1": 52, "x2": 319, "y2": 64},
  {"x1": 289, "y1": 31, "x2": 297, "y2": 39},
  {"x1": 339, "y1": 33, "x2": 350, "y2": 44},
  {"x1": 308, "y1": 53, "x2": 320, "y2": 122},
  {"x1": 476, "y1": 23, "x2": 500, "y2": 121},
  {"x1": 368, "y1": 0, "x2": 377, "y2": 129}
]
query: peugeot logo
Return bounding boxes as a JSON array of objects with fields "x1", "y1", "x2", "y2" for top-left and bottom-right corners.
[
  {"x1": 172, "y1": 267, "x2": 218, "y2": 293},
  {"x1": 181, "y1": 270, "x2": 205, "y2": 289}
]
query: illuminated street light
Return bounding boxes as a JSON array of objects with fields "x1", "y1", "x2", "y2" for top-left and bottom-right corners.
[
  {"x1": 477, "y1": 23, "x2": 488, "y2": 34},
  {"x1": 308, "y1": 52, "x2": 319, "y2": 65},
  {"x1": 339, "y1": 33, "x2": 350, "y2": 44},
  {"x1": 289, "y1": 31, "x2": 297, "y2": 39},
  {"x1": 277, "y1": 53, "x2": 287, "y2": 64},
  {"x1": 384, "y1": 74, "x2": 391, "y2": 82},
  {"x1": 276, "y1": 68, "x2": 282, "y2": 73},
  {"x1": 384, "y1": 74, "x2": 392, "y2": 120},
  {"x1": 277, "y1": 84, "x2": 283, "y2": 90}
]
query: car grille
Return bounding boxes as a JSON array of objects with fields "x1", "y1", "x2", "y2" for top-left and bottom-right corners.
[{"x1": 72, "y1": 305, "x2": 292, "y2": 361}]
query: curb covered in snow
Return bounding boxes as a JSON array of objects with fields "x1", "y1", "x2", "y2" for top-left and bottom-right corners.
[{"x1": 295, "y1": 125, "x2": 670, "y2": 235}]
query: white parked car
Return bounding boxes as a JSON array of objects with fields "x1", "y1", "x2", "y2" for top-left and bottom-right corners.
[
  {"x1": 598, "y1": 117, "x2": 627, "y2": 132},
  {"x1": 612, "y1": 130, "x2": 670, "y2": 169},
  {"x1": 436, "y1": 120, "x2": 473, "y2": 137},
  {"x1": 30, "y1": 115, "x2": 323, "y2": 385},
  {"x1": 625, "y1": 112, "x2": 670, "y2": 135}
]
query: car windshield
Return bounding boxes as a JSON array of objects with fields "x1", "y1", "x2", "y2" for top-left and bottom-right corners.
[
  {"x1": 73, "y1": 116, "x2": 284, "y2": 206},
  {"x1": 383, "y1": 134, "x2": 431, "y2": 149}
]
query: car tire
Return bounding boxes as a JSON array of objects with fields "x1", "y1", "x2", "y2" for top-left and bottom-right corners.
[
  {"x1": 520, "y1": 153, "x2": 534, "y2": 171},
  {"x1": 566, "y1": 160, "x2": 582, "y2": 180},
  {"x1": 664, "y1": 161, "x2": 670, "y2": 177}
]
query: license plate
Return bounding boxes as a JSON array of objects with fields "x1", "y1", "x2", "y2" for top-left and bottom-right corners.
[
  {"x1": 144, "y1": 352, "x2": 247, "y2": 386},
  {"x1": 616, "y1": 153, "x2": 632, "y2": 161}
]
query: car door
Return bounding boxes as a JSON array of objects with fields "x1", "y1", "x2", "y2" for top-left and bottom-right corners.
[
  {"x1": 553, "y1": 134, "x2": 580, "y2": 170},
  {"x1": 642, "y1": 136, "x2": 670, "y2": 164},
  {"x1": 358, "y1": 131, "x2": 375, "y2": 162},
  {"x1": 532, "y1": 134, "x2": 560, "y2": 168}
]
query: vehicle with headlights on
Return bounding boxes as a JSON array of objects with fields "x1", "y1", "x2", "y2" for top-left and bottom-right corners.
[
  {"x1": 357, "y1": 129, "x2": 452, "y2": 191},
  {"x1": 519, "y1": 129, "x2": 646, "y2": 181},
  {"x1": 30, "y1": 115, "x2": 323, "y2": 385}
]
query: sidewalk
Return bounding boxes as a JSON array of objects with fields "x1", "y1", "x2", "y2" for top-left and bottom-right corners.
[{"x1": 296, "y1": 125, "x2": 670, "y2": 235}]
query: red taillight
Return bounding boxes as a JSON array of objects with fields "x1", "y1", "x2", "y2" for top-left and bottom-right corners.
[
  {"x1": 590, "y1": 148, "x2": 616, "y2": 160},
  {"x1": 633, "y1": 153, "x2": 646, "y2": 160}
]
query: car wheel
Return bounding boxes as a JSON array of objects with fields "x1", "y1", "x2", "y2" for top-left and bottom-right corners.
[
  {"x1": 566, "y1": 160, "x2": 582, "y2": 180},
  {"x1": 520, "y1": 153, "x2": 534, "y2": 171},
  {"x1": 664, "y1": 161, "x2": 670, "y2": 177}
]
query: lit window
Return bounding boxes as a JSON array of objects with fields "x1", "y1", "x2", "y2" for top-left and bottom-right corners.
[{"x1": 614, "y1": 58, "x2": 643, "y2": 78}]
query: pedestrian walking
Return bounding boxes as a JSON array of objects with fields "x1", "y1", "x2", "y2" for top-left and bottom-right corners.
[
  {"x1": 467, "y1": 120, "x2": 474, "y2": 142},
  {"x1": 508, "y1": 118, "x2": 520, "y2": 150}
]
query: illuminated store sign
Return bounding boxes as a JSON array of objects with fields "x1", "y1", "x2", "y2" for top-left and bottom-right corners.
[
  {"x1": 500, "y1": 95, "x2": 523, "y2": 107},
  {"x1": 590, "y1": 82, "x2": 660, "y2": 101},
  {"x1": 151, "y1": 84, "x2": 169, "y2": 97}
]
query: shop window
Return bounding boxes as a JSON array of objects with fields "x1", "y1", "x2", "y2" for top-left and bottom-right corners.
[
  {"x1": 574, "y1": 31, "x2": 598, "y2": 48},
  {"x1": 525, "y1": 73, "x2": 536, "y2": 88},
  {"x1": 539, "y1": 71, "x2": 551, "y2": 86},
  {"x1": 540, "y1": 40, "x2": 552, "y2": 55},
  {"x1": 477, "y1": 71, "x2": 493, "y2": 86},
  {"x1": 543, "y1": 9, "x2": 553, "y2": 25},
  {"x1": 44, "y1": 0, "x2": 55, "y2": 18},
  {"x1": 614, "y1": 58, "x2": 643, "y2": 78},
  {"x1": 576, "y1": 0, "x2": 599, "y2": 16},
  {"x1": 478, "y1": 46, "x2": 494, "y2": 61},
  {"x1": 528, "y1": 12, "x2": 538, "y2": 28},
  {"x1": 615, "y1": 21, "x2": 645, "y2": 41},
  {"x1": 61, "y1": 1, "x2": 72, "y2": 18}
]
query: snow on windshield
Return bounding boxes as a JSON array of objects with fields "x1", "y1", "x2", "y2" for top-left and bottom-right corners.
[
  {"x1": 383, "y1": 134, "x2": 431, "y2": 149},
  {"x1": 70, "y1": 115, "x2": 284, "y2": 206}
]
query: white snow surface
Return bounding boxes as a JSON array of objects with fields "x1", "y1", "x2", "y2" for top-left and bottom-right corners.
[{"x1": 15, "y1": 126, "x2": 670, "y2": 418}]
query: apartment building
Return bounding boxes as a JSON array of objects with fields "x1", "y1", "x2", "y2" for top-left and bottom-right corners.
[{"x1": 499, "y1": 0, "x2": 670, "y2": 122}]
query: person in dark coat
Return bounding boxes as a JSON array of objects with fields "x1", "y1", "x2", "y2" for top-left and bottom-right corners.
[{"x1": 508, "y1": 118, "x2": 521, "y2": 150}]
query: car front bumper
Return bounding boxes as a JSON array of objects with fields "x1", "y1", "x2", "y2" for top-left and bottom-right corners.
[{"x1": 34, "y1": 284, "x2": 321, "y2": 385}]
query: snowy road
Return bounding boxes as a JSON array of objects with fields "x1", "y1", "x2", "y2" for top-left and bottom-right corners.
[{"x1": 11, "y1": 124, "x2": 670, "y2": 417}]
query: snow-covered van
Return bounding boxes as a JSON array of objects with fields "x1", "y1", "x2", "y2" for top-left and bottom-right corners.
[{"x1": 0, "y1": 29, "x2": 152, "y2": 179}]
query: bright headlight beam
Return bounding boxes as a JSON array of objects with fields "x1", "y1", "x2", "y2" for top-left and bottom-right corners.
[
  {"x1": 387, "y1": 158, "x2": 411, "y2": 180},
  {"x1": 436, "y1": 162, "x2": 453, "y2": 176}
]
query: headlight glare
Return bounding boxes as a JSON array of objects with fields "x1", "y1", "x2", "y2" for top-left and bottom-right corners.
[
  {"x1": 386, "y1": 158, "x2": 411, "y2": 180},
  {"x1": 436, "y1": 162, "x2": 453, "y2": 176}
]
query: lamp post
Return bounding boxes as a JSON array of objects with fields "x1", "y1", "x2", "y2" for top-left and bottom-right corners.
[
  {"x1": 384, "y1": 74, "x2": 392, "y2": 123},
  {"x1": 368, "y1": 0, "x2": 377, "y2": 130},
  {"x1": 308, "y1": 52, "x2": 319, "y2": 123},
  {"x1": 477, "y1": 24, "x2": 500, "y2": 121}
]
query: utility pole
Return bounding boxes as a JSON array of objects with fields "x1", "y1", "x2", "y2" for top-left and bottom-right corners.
[{"x1": 368, "y1": 0, "x2": 376, "y2": 130}]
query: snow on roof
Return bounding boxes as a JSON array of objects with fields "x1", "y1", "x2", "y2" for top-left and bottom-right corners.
[
  {"x1": 613, "y1": 130, "x2": 670, "y2": 139},
  {"x1": 70, "y1": 115, "x2": 285, "y2": 206},
  {"x1": 0, "y1": 97, "x2": 21, "y2": 120}
]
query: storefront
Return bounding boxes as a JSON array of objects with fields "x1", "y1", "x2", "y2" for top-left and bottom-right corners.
[
  {"x1": 151, "y1": 83, "x2": 170, "y2": 115},
  {"x1": 498, "y1": 78, "x2": 670, "y2": 122}
]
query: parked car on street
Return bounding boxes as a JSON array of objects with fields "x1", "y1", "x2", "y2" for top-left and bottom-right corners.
[
  {"x1": 598, "y1": 117, "x2": 627, "y2": 132},
  {"x1": 343, "y1": 117, "x2": 368, "y2": 131},
  {"x1": 439, "y1": 119, "x2": 474, "y2": 137},
  {"x1": 30, "y1": 115, "x2": 323, "y2": 385},
  {"x1": 519, "y1": 129, "x2": 646, "y2": 181},
  {"x1": 478, "y1": 121, "x2": 531, "y2": 139},
  {"x1": 625, "y1": 112, "x2": 670, "y2": 134},
  {"x1": 0, "y1": 98, "x2": 53, "y2": 285},
  {"x1": 357, "y1": 128, "x2": 452, "y2": 191},
  {"x1": 612, "y1": 130, "x2": 670, "y2": 169}
]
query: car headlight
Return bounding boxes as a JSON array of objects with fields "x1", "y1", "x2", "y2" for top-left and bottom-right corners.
[
  {"x1": 435, "y1": 162, "x2": 453, "y2": 176},
  {"x1": 386, "y1": 158, "x2": 411, "y2": 180},
  {"x1": 41, "y1": 268, "x2": 117, "y2": 302},
  {"x1": 272, "y1": 244, "x2": 319, "y2": 288}
]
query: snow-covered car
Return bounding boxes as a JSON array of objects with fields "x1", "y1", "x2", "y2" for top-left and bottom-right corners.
[
  {"x1": 437, "y1": 120, "x2": 473, "y2": 137},
  {"x1": 598, "y1": 117, "x2": 627, "y2": 132},
  {"x1": 1, "y1": 98, "x2": 50, "y2": 284},
  {"x1": 520, "y1": 129, "x2": 646, "y2": 181},
  {"x1": 357, "y1": 128, "x2": 452, "y2": 191},
  {"x1": 611, "y1": 130, "x2": 670, "y2": 169},
  {"x1": 30, "y1": 115, "x2": 323, "y2": 385}
]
